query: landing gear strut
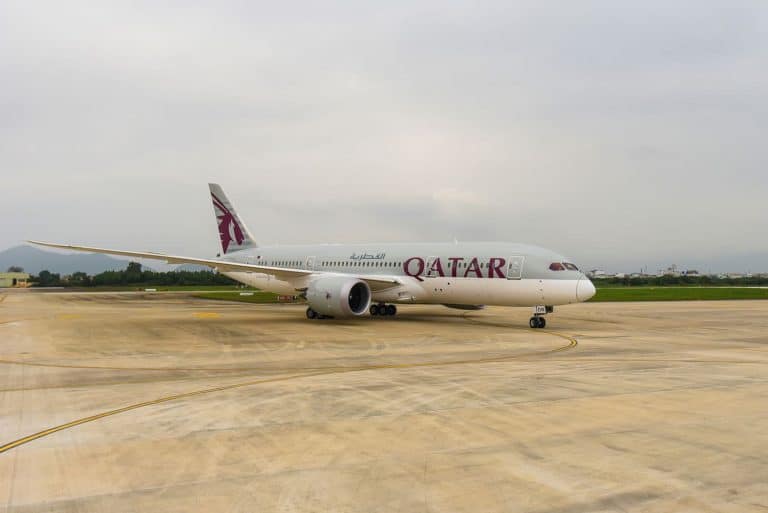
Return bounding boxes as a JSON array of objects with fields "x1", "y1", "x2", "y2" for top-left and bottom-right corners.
[{"x1": 370, "y1": 303, "x2": 397, "y2": 317}]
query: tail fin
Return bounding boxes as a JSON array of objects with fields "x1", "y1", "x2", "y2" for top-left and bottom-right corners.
[{"x1": 208, "y1": 183, "x2": 257, "y2": 254}]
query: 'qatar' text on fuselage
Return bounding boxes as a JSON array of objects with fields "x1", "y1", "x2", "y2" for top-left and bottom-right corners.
[{"x1": 403, "y1": 256, "x2": 507, "y2": 280}]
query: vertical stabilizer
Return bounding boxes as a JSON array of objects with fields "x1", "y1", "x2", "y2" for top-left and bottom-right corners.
[{"x1": 208, "y1": 183, "x2": 257, "y2": 254}]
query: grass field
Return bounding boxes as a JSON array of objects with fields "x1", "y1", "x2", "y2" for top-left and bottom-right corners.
[
  {"x1": 59, "y1": 285, "x2": 249, "y2": 292},
  {"x1": 192, "y1": 291, "x2": 288, "y2": 303},
  {"x1": 591, "y1": 287, "x2": 768, "y2": 302},
  {"x1": 192, "y1": 287, "x2": 768, "y2": 305}
]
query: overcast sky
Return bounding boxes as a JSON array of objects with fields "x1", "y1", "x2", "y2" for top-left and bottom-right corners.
[{"x1": 2, "y1": 1, "x2": 766, "y2": 272}]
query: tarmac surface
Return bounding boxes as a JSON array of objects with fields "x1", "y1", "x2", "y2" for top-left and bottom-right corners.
[{"x1": 1, "y1": 291, "x2": 767, "y2": 512}]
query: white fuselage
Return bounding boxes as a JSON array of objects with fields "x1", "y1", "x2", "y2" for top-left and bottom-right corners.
[
  {"x1": 29, "y1": 184, "x2": 597, "y2": 318},
  {"x1": 219, "y1": 241, "x2": 595, "y2": 307}
]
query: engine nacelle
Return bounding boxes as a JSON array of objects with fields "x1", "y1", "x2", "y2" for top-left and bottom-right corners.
[{"x1": 306, "y1": 276, "x2": 372, "y2": 317}]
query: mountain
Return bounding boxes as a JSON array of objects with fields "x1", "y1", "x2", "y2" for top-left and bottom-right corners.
[{"x1": 0, "y1": 245, "x2": 158, "y2": 275}]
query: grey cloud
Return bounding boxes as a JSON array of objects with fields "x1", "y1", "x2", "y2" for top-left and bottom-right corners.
[{"x1": 1, "y1": 0, "x2": 767, "y2": 273}]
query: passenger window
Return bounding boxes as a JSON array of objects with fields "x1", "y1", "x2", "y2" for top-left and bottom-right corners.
[{"x1": 549, "y1": 262, "x2": 566, "y2": 271}]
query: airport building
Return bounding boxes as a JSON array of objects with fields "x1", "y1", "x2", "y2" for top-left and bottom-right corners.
[{"x1": 0, "y1": 272, "x2": 30, "y2": 288}]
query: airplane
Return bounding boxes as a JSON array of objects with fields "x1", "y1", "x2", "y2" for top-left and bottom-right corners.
[{"x1": 30, "y1": 183, "x2": 595, "y2": 328}]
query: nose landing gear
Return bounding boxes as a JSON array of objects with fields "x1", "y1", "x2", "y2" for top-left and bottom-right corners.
[{"x1": 529, "y1": 305, "x2": 553, "y2": 329}]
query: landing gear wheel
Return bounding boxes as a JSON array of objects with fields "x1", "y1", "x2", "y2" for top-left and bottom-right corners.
[
  {"x1": 370, "y1": 304, "x2": 380, "y2": 316},
  {"x1": 529, "y1": 316, "x2": 546, "y2": 329},
  {"x1": 385, "y1": 304, "x2": 396, "y2": 316},
  {"x1": 306, "y1": 308, "x2": 317, "y2": 320},
  {"x1": 538, "y1": 316, "x2": 546, "y2": 329}
]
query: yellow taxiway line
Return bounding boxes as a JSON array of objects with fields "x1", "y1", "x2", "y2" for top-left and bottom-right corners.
[
  {"x1": 0, "y1": 331, "x2": 577, "y2": 454},
  {"x1": 0, "y1": 372, "x2": 329, "y2": 454}
]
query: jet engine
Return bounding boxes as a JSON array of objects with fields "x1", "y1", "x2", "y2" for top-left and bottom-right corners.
[{"x1": 305, "y1": 276, "x2": 371, "y2": 318}]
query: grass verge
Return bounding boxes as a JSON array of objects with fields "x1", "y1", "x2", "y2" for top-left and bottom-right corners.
[
  {"x1": 192, "y1": 291, "x2": 291, "y2": 303},
  {"x1": 192, "y1": 287, "x2": 768, "y2": 305},
  {"x1": 591, "y1": 287, "x2": 768, "y2": 302},
  {"x1": 46, "y1": 285, "x2": 249, "y2": 292}
]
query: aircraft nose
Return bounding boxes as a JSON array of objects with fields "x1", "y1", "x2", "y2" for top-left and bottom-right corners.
[{"x1": 576, "y1": 276, "x2": 596, "y2": 302}]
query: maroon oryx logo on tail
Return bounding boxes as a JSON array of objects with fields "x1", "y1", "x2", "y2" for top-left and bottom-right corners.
[{"x1": 211, "y1": 192, "x2": 244, "y2": 253}]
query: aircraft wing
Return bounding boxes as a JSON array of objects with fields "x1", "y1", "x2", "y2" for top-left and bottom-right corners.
[{"x1": 27, "y1": 241, "x2": 401, "y2": 291}]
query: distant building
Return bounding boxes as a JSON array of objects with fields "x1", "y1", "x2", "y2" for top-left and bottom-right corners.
[{"x1": 0, "y1": 272, "x2": 30, "y2": 288}]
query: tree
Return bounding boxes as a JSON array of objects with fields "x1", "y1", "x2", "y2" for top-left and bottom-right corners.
[
  {"x1": 70, "y1": 271, "x2": 90, "y2": 286},
  {"x1": 36, "y1": 270, "x2": 61, "y2": 287},
  {"x1": 6, "y1": 266, "x2": 24, "y2": 273},
  {"x1": 125, "y1": 261, "x2": 143, "y2": 284}
]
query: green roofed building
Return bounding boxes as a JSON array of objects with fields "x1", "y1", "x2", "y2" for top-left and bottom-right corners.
[{"x1": 0, "y1": 272, "x2": 30, "y2": 288}]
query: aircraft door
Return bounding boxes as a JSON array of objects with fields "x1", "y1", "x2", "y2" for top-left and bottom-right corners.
[
  {"x1": 506, "y1": 256, "x2": 524, "y2": 280},
  {"x1": 306, "y1": 256, "x2": 316, "y2": 270}
]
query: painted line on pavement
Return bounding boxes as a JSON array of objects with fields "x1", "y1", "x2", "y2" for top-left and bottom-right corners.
[{"x1": 0, "y1": 331, "x2": 577, "y2": 454}]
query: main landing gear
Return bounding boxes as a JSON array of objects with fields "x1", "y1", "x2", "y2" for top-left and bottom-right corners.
[
  {"x1": 529, "y1": 305, "x2": 553, "y2": 329},
  {"x1": 370, "y1": 303, "x2": 397, "y2": 317},
  {"x1": 306, "y1": 307, "x2": 330, "y2": 320}
]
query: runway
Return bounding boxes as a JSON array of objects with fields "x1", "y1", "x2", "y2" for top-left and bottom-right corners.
[{"x1": 1, "y1": 292, "x2": 767, "y2": 512}]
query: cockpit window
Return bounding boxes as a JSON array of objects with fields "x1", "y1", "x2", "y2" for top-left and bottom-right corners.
[
  {"x1": 563, "y1": 262, "x2": 579, "y2": 271},
  {"x1": 549, "y1": 262, "x2": 566, "y2": 271}
]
